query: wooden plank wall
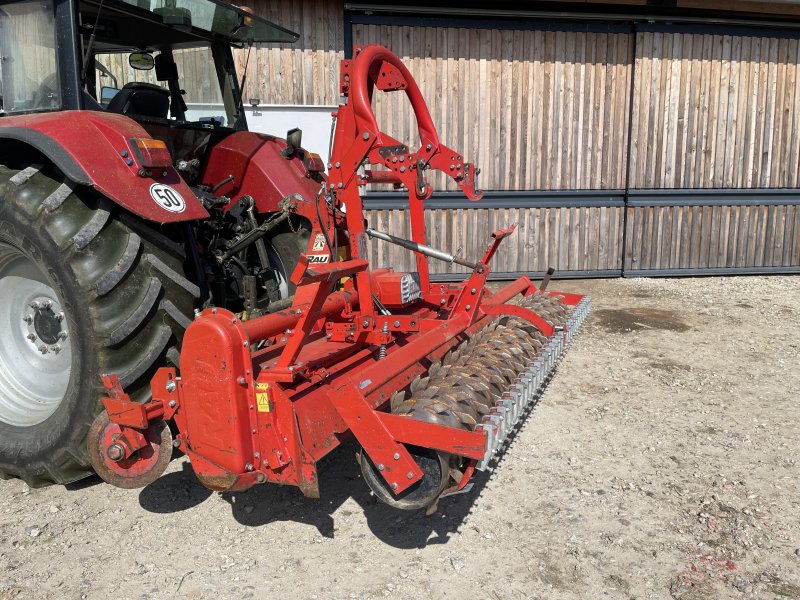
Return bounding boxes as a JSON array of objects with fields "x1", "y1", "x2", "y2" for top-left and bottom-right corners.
[
  {"x1": 352, "y1": 25, "x2": 633, "y2": 192},
  {"x1": 625, "y1": 201, "x2": 800, "y2": 271},
  {"x1": 631, "y1": 32, "x2": 800, "y2": 189},
  {"x1": 366, "y1": 205, "x2": 625, "y2": 275},
  {"x1": 235, "y1": 0, "x2": 343, "y2": 105}
]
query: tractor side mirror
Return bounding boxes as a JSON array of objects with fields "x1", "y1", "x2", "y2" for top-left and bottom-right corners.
[
  {"x1": 100, "y1": 86, "x2": 120, "y2": 105},
  {"x1": 129, "y1": 52, "x2": 155, "y2": 71}
]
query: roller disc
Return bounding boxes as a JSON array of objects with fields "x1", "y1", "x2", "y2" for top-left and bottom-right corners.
[
  {"x1": 87, "y1": 412, "x2": 172, "y2": 489},
  {"x1": 360, "y1": 445, "x2": 449, "y2": 511}
]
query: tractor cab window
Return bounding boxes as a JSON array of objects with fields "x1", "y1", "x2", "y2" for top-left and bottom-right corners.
[
  {"x1": 94, "y1": 45, "x2": 227, "y2": 126},
  {"x1": 0, "y1": 0, "x2": 59, "y2": 114}
]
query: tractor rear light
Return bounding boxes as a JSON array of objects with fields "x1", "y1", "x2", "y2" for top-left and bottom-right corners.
[
  {"x1": 303, "y1": 152, "x2": 325, "y2": 173},
  {"x1": 130, "y1": 138, "x2": 172, "y2": 169}
]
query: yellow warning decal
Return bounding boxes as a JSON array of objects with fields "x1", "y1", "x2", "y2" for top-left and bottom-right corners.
[{"x1": 256, "y1": 382, "x2": 271, "y2": 412}]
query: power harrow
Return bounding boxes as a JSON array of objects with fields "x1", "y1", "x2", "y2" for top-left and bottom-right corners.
[{"x1": 87, "y1": 45, "x2": 591, "y2": 510}]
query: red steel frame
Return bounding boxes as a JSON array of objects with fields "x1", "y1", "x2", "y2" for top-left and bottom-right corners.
[{"x1": 97, "y1": 45, "x2": 584, "y2": 499}]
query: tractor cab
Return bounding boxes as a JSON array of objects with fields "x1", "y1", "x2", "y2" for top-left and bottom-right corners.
[{"x1": 0, "y1": 0, "x2": 297, "y2": 166}]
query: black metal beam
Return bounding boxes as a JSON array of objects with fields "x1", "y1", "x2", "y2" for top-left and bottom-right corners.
[
  {"x1": 362, "y1": 188, "x2": 800, "y2": 210},
  {"x1": 344, "y1": 4, "x2": 800, "y2": 35},
  {"x1": 431, "y1": 269, "x2": 623, "y2": 282},
  {"x1": 363, "y1": 190, "x2": 626, "y2": 210},
  {"x1": 627, "y1": 189, "x2": 800, "y2": 207},
  {"x1": 626, "y1": 266, "x2": 800, "y2": 277}
]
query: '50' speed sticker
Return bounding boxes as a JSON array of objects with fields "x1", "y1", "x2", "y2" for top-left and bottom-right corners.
[{"x1": 150, "y1": 183, "x2": 186, "y2": 213}]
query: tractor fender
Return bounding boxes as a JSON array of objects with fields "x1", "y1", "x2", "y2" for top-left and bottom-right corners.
[
  {"x1": 200, "y1": 131, "x2": 323, "y2": 214},
  {"x1": 0, "y1": 111, "x2": 208, "y2": 224}
]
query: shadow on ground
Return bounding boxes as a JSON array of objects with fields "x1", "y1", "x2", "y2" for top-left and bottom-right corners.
[
  {"x1": 134, "y1": 440, "x2": 494, "y2": 549},
  {"x1": 133, "y1": 397, "x2": 542, "y2": 549}
]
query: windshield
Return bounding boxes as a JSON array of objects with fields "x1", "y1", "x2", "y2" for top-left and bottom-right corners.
[{"x1": 117, "y1": 0, "x2": 298, "y2": 44}]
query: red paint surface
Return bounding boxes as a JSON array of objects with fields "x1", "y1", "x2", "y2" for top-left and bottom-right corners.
[{"x1": 0, "y1": 111, "x2": 208, "y2": 223}]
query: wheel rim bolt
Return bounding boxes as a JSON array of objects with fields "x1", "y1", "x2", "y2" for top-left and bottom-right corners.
[
  {"x1": 27, "y1": 333, "x2": 36, "y2": 341},
  {"x1": 29, "y1": 301, "x2": 40, "y2": 309},
  {"x1": 57, "y1": 331, "x2": 67, "y2": 341},
  {"x1": 38, "y1": 345, "x2": 48, "y2": 354},
  {"x1": 56, "y1": 312, "x2": 65, "y2": 322},
  {"x1": 42, "y1": 300, "x2": 52, "y2": 309},
  {"x1": 22, "y1": 314, "x2": 33, "y2": 324},
  {"x1": 51, "y1": 345, "x2": 61, "y2": 353}
]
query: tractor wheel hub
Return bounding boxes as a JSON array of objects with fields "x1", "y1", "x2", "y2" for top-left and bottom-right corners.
[{"x1": 0, "y1": 242, "x2": 72, "y2": 427}]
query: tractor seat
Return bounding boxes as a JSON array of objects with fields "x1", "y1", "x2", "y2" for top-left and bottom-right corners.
[{"x1": 107, "y1": 82, "x2": 170, "y2": 121}]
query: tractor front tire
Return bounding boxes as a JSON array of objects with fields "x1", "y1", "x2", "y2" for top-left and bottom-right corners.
[{"x1": 0, "y1": 164, "x2": 197, "y2": 486}]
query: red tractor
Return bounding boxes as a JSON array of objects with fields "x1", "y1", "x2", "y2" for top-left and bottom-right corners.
[{"x1": 0, "y1": 0, "x2": 589, "y2": 511}]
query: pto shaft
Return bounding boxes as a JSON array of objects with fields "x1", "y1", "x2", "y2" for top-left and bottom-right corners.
[{"x1": 242, "y1": 289, "x2": 359, "y2": 342}]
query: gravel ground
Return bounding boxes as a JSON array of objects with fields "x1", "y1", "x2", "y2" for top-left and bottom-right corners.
[{"x1": 1, "y1": 275, "x2": 799, "y2": 600}]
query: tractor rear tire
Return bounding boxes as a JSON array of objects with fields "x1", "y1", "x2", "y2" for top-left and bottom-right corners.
[
  {"x1": 267, "y1": 226, "x2": 310, "y2": 298},
  {"x1": 0, "y1": 164, "x2": 197, "y2": 487}
]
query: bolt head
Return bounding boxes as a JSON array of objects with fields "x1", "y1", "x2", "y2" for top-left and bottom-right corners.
[
  {"x1": 465, "y1": 304, "x2": 472, "y2": 310},
  {"x1": 237, "y1": 376, "x2": 247, "y2": 385},
  {"x1": 362, "y1": 320, "x2": 370, "y2": 328},
  {"x1": 50, "y1": 345, "x2": 61, "y2": 353},
  {"x1": 335, "y1": 161, "x2": 341, "y2": 168},
  {"x1": 42, "y1": 300, "x2": 52, "y2": 309},
  {"x1": 38, "y1": 345, "x2": 48, "y2": 354},
  {"x1": 27, "y1": 333, "x2": 37, "y2": 341},
  {"x1": 165, "y1": 380, "x2": 177, "y2": 393},
  {"x1": 245, "y1": 462, "x2": 254, "y2": 472},
  {"x1": 172, "y1": 439, "x2": 181, "y2": 448},
  {"x1": 22, "y1": 314, "x2": 33, "y2": 324},
  {"x1": 391, "y1": 482, "x2": 398, "y2": 490},
  {"x1": 440, "y1": 299, "x2": 446, "y2": 305},
  {"x1": 362, "y1": 132, "x2": 370, "y2": 140},
  {"x1": 106, "y1": 444, "x2": 125, "y2": 462},
  {"x1": 471, "y1": 288, "x2": 477, "y2": 294},
  {"x1": 393, "y1": 320, "x2": 400, "y2": 327},
  {"x1": 168, "y1": 400, "x2": 177, "y2": 408},
  {"x1": 29, "y1": 301, "x2": 41, "y2": 310},
  {"x1": 57, "y1": 331, "x2": 67, "y2": 341},
  {"x1": 393, "y1": 452, "x2": 400, "y2": 460},
  {"x1": 426, "y1": 144, "x2": 432, "y2": 151},
  {"x1": 377, "y1": 464, "x2": 385, "y2": 471},
  {"x1": 407, "y1": 472, "x2": 414, "y2": 479}
]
